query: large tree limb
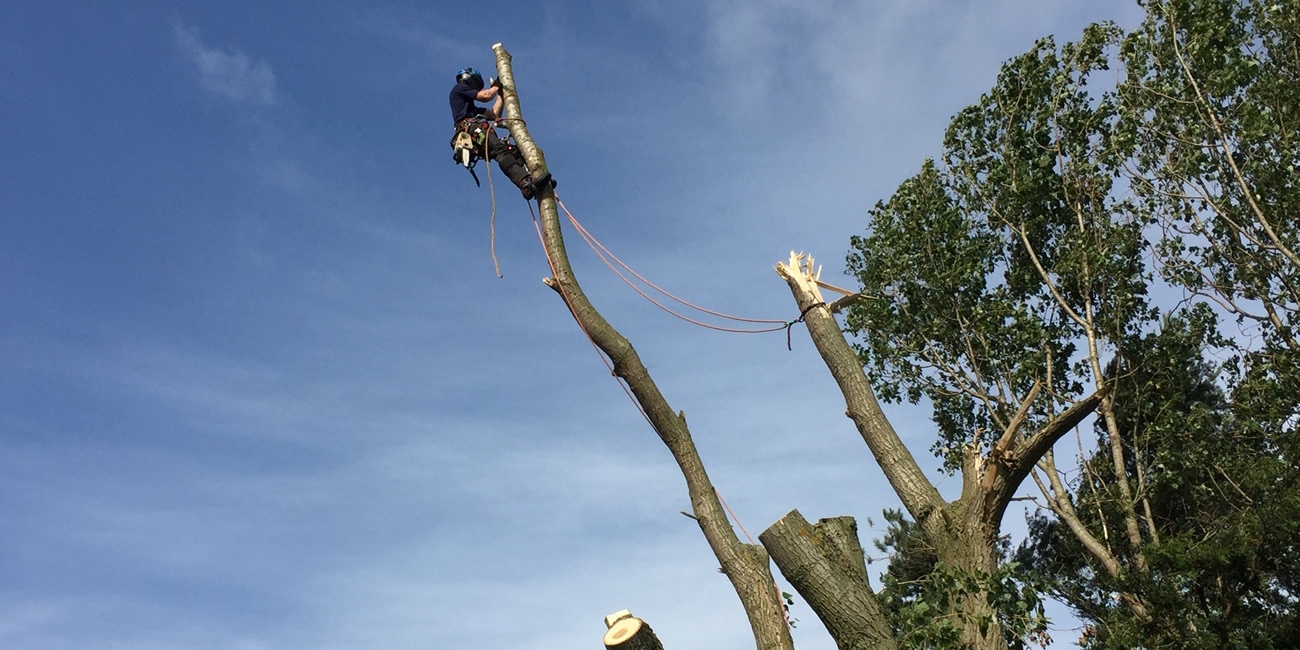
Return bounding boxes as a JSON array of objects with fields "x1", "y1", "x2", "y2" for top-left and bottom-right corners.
[
  {"x1": 983, "y1": 387, "x2": 1106, "y2": 526},
  {"x1": 775, "y1": 253, "x2": 944, "y2": 529},
  {"x1": 491, "y1": 44, "x2": 792, "y2": 650},
  {"x1": 1034, "y1": 461, "x2": 1152, "y2": 623},
  {"x1": 759, "y1": 511, "x2": 897, "y2": 650}
]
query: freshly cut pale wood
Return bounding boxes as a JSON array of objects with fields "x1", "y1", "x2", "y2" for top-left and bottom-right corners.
[
  {"x1": 815, "y1": 279, "x2": 856, "y2": 296},
  {"x1": 604, "y1": 610, "x2": 632, "y2": 628},
  {"x1": 602, "y1": 615, "x2": 664, "y2": 650}
]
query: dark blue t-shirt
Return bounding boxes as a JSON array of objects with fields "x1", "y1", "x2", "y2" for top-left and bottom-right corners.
[{"x1": 450, "y1": 82, "x2": 486, "y2": 124}]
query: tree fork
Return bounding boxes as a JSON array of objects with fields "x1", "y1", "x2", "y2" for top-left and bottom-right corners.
[
  {"x1": 776, "y1": 252, "x2": 1007, "y2": 649},
  {"x1": 981, "y1": 387, "x2": 1106, "y2": 527},
  {"x1": 491, "y1": 44, "x2": 793, "y2": 650}
]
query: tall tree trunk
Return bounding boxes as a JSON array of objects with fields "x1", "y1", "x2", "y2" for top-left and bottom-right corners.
[
  {"x1": 775, "y1": 254, "x2": 1005, "y2": 649},
  {"x1": 490, "y1": 44, "x2": 793, "y2": 650},
  {"x1": 488, "y1": 48, "x2": 1105, "y2": 650}
]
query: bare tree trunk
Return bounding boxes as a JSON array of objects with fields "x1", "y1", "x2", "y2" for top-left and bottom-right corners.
[
  {"x1": 1099, "y1": 400, "x2": 1150, "y2": 574},
  {"x1": 490, "y1": 44, "x2": 793, "y2": 650},
  {"x1": 775, "y1": 254, "x2": 1004, "y2": 649},
  {"x1": 774, "y1": 254, "x2": 945, "y2": 532}
]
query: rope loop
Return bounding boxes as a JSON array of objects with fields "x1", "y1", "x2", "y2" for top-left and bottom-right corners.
[
  {"x1": 782, "y1": 301, "x2": 826, "y2": 350},
  {"x1": 536, "y1": 195, "x2": 832, "y2": 352},
  {"x1": 555, "y1": 196, "x2": 802, "y2": 337}
]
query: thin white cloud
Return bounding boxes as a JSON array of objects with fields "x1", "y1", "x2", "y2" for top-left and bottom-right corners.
[
  {"x1": 669, "y1": 0, "x2": 1142, "y2": 131},
  {"x1": 173, "y1": 20, "x2": 277, "y2": 107},
  {"x1": 0, "y1": 600, "x2": 59, "y2": 645}
]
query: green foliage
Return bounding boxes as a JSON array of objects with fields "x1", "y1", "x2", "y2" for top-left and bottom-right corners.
[
  {"x1": 848, "y1": 0, "x2": 1299, "y2": 645},
  {"x1": 845, "y1": 24, "x2": 1155, "y2": 472},
  {"x1": 1010, "y1": 2, "x2": 1300, "y2": 645},
  {"x1": 779, "y1": 591, "x2": 800, "y2": 629},
  {"x1": 1123, "y1": 0, "x2": 1300, "y2": 351},
  {"x1": 874, "y1": 510, "x2": 1053, "y2": 649},
  {"x1": 1018, "y1": 311, "x2": 1300, "y2": 648}
]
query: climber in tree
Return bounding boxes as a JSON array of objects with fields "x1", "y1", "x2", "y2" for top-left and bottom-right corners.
[{"x1": 449, "y1": 67, "x2": 553, "y2": 200}]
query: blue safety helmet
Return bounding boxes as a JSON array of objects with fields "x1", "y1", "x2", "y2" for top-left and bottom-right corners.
[{"x1": 456, "y1": 67, "x2": 485, "y2": 90}]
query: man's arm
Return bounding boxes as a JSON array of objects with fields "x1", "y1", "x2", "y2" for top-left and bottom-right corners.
[
  {"x1": 475, "y1": 82, "x2": 504, "y2": 121},
  {"x1": 490, "y1": 91, "x2": 504, "y2": 121}
]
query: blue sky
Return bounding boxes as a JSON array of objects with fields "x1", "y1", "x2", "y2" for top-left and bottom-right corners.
[{"x1": 2, "y1": 2, "x2": 1145, "y2": 649}]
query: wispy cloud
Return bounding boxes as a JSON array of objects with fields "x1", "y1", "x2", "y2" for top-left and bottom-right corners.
[
  {"x1": 173, "y1": 20, "x2": 277, "y2": 107},
  {"x1": 668, "y1": 0, "x2": 1141, "y2": 130},
  {"x1": 170, "y1": 19, "x2": 328, "y2": 193}
]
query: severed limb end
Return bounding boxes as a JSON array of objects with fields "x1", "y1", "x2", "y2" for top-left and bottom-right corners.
[
  {"x1": 602, "y1": 611, "x2": 665, "y2": 650},
  {"x1": 774, "y1": 251, "x2": 827, "y2": 305}
]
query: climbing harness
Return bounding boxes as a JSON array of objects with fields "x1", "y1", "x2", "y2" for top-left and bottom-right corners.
[
  {"x1": 450, "y1": 118, "x2": 497, "y2": 187},
  {"x1": 451, "y1": 119, "x2": 527, "y2": 183},
  {"x1": 453, "y1": 118, "x2": 547, "y2": 200}
]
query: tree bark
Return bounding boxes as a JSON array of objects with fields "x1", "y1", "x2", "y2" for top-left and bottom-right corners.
[
  {"x1": 760, "y1": 511, "x2": 896, "y2": 650},
  {"x1": 491, "y1": 44, "x2": 793, "y2": 650},
  {"x1": 774, "y1": 254, "x2": 944, "y2": 533},
  {"x1": 774, "y1": 253, "x2": 1011, "y2": 650}
]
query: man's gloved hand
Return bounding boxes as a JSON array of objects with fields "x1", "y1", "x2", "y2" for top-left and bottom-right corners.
[{"x1": 490, "y1": 77, "x2": 502, "y2": 89}]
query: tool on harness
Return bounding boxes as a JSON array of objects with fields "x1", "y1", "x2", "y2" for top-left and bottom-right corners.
[
  {"x1": 450, "y1": 118, "x2": 555, "y2": 200},
  {"x1": 450, "y1": 119, "x2": 494, "y2": 187}
]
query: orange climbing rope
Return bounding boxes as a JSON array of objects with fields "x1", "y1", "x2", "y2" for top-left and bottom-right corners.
[
  {"x1": 527, "y1": 201, "x2": 657, "y2": 430},
  {"x1": 560, "y1": 199, "x2": 788, "y2": 326},
  {"x1": 555, "y1": 197, "x2": 796, "y2": 335},
  {"x1": 531, "y1": 196, "x2": 794, "y2": 631},
  {"x1": 714, "y1": 487, "x2": 793, "y2": 626}
]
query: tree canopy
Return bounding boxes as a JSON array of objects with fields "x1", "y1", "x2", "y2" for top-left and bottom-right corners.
[
  {"x1": 496, "y1": 0, "x2": 1297, "y2": 647},
  {"x1": 844, "y1": 0, "x2": 1297, "y2": 645}
]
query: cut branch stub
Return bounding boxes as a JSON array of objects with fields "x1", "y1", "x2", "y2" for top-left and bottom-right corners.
[
  {"x1": 604, "y1": 611, "x2": 665, "y2": 650},
  {"x1": 760, "y1": 510, "x2": 896, "y2": 650}
]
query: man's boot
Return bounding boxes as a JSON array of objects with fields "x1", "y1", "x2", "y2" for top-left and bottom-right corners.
[
  {"x1": 521, "y1": 172, "x2": 556, "y2": 200},
  {"x1": 489, "y1": 142, "x2": 556, "y2": 200},
  {"x1": 496, "y1": 158, "x2": 536, "y2": 199}
]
